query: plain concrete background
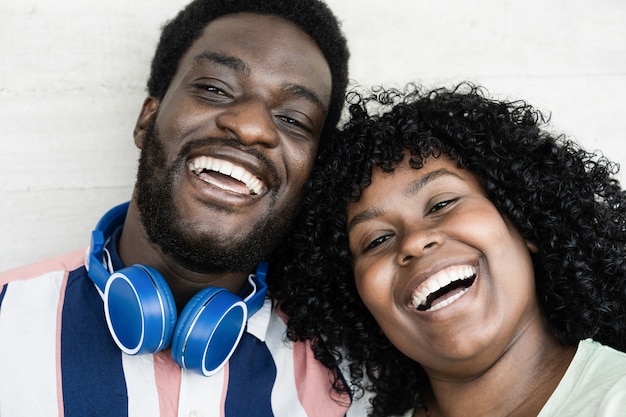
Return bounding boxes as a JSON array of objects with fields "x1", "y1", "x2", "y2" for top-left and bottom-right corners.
[{"x1": 1, "y1": 0, "x2": 625, "y2": 271}]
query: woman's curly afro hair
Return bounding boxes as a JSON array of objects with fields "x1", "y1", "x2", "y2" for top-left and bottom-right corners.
[
  {"x1": 146, "y1": 0, "x2": 349, "y2": 142},
  {"x1": 271, "y1": 82, "x2": 626, "y2": 417}
]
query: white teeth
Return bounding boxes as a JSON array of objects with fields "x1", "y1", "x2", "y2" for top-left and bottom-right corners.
[
  {"x1": 188, "y1": 156, "x2": 265, "y2": 195},
  {"x1": 427, "y1": 287, "x2": 470, "y2": 312},
  {"x1": 411, "y1": 266, "x2": 476, "y2": 311}
]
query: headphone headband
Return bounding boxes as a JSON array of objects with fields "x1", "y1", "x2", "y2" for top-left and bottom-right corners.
[{"x1": 87, "y1": 201, "x2": 130, "y2": 291}]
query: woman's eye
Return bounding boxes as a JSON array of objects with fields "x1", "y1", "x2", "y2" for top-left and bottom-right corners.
[
  {"x1": 428, "y1": 198, "x2": 457, "y2": 214},
  {"x1": 364, "y1": 234, "x2": 391, "y2": 252}
]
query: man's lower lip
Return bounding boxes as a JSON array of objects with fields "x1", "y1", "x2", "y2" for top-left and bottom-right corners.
[
  {"x1": 190, "y1": 173, "x2": 267, "y2": 204},
  {"x1": 200, "y1": 176, "x2": 254, "y2": 195}
]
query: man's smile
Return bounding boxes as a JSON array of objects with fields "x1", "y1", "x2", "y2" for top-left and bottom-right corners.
[{"x1": 188, "y1": 156, "x2": 268, "y2": 196}]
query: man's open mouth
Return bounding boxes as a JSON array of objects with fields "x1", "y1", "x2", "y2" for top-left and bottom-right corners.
[
  {"x1": 411, "y1": 265, "x2": 477, "y2": 312},
  {"x1": 188, "y1": 156, "x2": 267, "y2": 196}
]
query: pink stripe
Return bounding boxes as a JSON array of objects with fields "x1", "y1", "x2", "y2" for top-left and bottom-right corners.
[
  {"x1": 55, "y1": 270, "x2": 70, "y2": 417},
  {"x1": 0, "y1": 249, "x2": 86, "y2": 285},
  {"x1": 154, "y1": 350, "x2": 182, "y2": 416},
  {"x1": 293, "y1": 340, "x2": 351, "y2": 416},
  {"x1": 220, "y1": 362, "x2": 229, "y2": 417}
]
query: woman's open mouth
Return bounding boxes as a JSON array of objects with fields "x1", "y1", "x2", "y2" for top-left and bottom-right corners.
[{"x1": 411, "y1": 265, "x2": 477, "y2": 312}]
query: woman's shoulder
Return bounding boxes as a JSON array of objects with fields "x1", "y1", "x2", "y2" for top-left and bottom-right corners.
[
  {"x1": 578, "y1": 338, "x2": 626, "y2": 368},
  {"x1": 539, "y1": 339, "x2": 626, "y2": 417}
]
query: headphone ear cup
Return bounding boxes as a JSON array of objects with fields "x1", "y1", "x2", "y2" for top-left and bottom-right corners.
[
  {"x1": 104, "y1": 264, "x2": 178, "y2": 355},
  {"x1": 171, "y1": 287, "x2": 248, "y2": 376}
]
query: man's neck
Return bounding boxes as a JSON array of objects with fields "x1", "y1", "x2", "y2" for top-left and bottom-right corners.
[{"x1": 117, "y1": 202, "x2": 252, "y2": 311}]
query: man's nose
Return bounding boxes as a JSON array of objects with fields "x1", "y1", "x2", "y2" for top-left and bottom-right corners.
[{"x1": 215, "y1": 98, "x2": 280, "y2": 148}]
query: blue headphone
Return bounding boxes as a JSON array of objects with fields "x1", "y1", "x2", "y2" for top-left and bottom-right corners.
[{"x1": 86, "y1": 202, "x2": 268, "y2": 376}]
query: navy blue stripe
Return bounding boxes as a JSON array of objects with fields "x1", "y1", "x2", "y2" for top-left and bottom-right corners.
[
  {"x1": 0, "y1": 283, "x2": 7, "y2": 307},
  {"x1": 335, "y1": 365, "x2": 352, "y2": 417},
  {"x1": 60, "y1": 267, "x2": 128, "y2": 417},
  {"x1": 225, "y1": 333, "x2": 276, "y2": 417}
]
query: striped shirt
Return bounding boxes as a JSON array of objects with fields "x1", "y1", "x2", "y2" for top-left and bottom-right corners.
[{"x1": 0, "y1": 249, "x2": 371, "y2": 417}]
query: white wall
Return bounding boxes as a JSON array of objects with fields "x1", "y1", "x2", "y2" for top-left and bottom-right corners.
[{"x1": 1, "y1": 0, "x2": 625, "y2": 271}]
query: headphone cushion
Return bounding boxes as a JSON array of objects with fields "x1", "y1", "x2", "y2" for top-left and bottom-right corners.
[
  {"x1": 171, "y1": 287, "x2": 247, "y2": 376},
  {"x1": 104, "y1": 264, "x2": 177, "y2": 354},
  {"x1": 134, "y1": 264, "x2": 178, "y2": 338}
]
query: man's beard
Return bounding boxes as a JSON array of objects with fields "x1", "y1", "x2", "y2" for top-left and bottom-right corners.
[{"x1": 134, "y1": 118, "x2": 299, "y2": 274}]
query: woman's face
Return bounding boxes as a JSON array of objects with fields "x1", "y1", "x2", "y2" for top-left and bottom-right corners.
[{"x1": 346, "y1": 155, "x2": 543, "y2": 379}]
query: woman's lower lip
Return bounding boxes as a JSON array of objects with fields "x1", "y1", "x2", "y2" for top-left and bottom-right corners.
[
  {"x1": 410, "y1": 277, "x2": 478, "y2": 317},
  {"x1": 418, "y1": 286, "x2": 471, "y2": 312}
]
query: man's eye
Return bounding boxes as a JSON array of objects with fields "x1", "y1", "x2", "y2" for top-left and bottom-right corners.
[
  {"x1": 200, "y1": 85, "x2": 226, "y2": 95},
  {"x1": 276, "y1": 115, "x2": 313, "y2": 134},
  {"x1": 193, "y1": 83, "x2": 230, "y2": 98}
]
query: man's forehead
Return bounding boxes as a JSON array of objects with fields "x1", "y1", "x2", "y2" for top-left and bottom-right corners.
[{"x1": 177, "y1": 13, "x2": 332, "y2": 105}]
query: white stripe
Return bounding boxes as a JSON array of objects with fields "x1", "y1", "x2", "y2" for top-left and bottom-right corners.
[
  {"x1": 264, "y1": 313, "x2": 308, "y2": 417},
  {"x1": 123, "y1": 353, "x2": 161, "y2": 417},
  {"x1": 0, "y1": 272, "x2": 64, "y2": 417},
  {"x1": 179, "y1": 368, "x2": 226, "y2": 417},
  {"x1": 246, "y1": 298, "x2": 273, "y2": 342}
]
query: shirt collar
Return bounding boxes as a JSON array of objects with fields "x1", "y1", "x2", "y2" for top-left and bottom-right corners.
[{"x1": 245, "y1": 298, "x2": 273, "y2": 342}]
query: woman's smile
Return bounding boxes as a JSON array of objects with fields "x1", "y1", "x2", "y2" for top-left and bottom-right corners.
[{"x1": 410, "y1": 264, "x2": 476, "y2": 312}]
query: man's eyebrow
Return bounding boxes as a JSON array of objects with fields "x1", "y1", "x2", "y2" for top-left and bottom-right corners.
[
  {"x1": 192, "y1": 51, "x2": 250, "y2": 75},
  {"x1": 347, "y1": 168, "x2": 464, "y2": 232},
  {"x1": 282, "y1": 83, "x2": 326, "y2": 112}
]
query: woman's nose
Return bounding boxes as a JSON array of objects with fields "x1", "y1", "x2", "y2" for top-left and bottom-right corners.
[{"x1": 396, "y1": 227, "x2": 444, "y2": 266}]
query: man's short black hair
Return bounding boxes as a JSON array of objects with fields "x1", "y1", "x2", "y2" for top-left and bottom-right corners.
[{"x1": 147, "y1": 0, "x2": 349, "y2": 139}]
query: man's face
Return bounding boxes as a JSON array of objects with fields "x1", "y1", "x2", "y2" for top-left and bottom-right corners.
[{"x1": 133, "y1": 13, "x2": 332, "y2": 274}]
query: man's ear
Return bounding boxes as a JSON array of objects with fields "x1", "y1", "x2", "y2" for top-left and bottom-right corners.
[
  {"x1": 526, "y1": 240, "x2": 539, "y2": 254},
  {"x1": 134, "y1": 97, "x2": 159, "y2": 149}
]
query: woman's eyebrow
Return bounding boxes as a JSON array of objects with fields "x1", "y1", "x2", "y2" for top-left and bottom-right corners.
[
  {"x1": 347, "y1": 168, "x2": 464, "y2": 233},
  {"x1": 347, "y1": 206, "x2": 385, "y2": 233},
  {"x1": 404, "y1": 168, "x2": 463, "y2": 198}
]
